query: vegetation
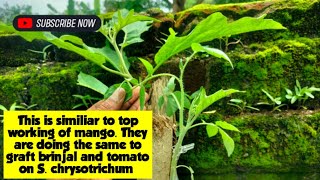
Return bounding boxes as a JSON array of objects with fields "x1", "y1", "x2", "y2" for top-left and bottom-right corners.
[
  {"x1": 228, "y1": 99, "x2": 259, "y2": 113},
  {"x1": 285, "y1": 80, "x2": 320, "y2": 109},
  {"x1": 257, "y1": 89, "x2": 286, "y2": 112},
  {"x1": 0, "y1": 7, "x2": 285, "y2": 179}
]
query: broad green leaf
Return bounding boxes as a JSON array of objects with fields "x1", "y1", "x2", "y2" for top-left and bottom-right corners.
[
  {"x1": 216, "y1": 121, "x2": 240, "y2": 132},
  {"x1": 285, "y1": 94, "x2": 293, "y2": 99},
  {"x1": 108, "y1": 9, "x2": 158, "y2": 32},
  {"x1": 121, "y1": 82, "x2": 133, "y2": 102},
  {"x1": 305, "y1": 92, "x2": 314, "y2": 98},
  {"x1": 166, "y1": 95, "x2": 179, "y2": 116},
  {"x1": 84, "y1": 43, "x2": 130, "y2": 71},
  {"x1": 190, "y1": 89, "x2": 201, "y2": 99},
  {"x1": 138, "y1": 58, "x2": 154, "y2": 75},
  {"x1": 206, "y1": 123, "x2": 218, "y2": 137},
  {"x1": 158, "y1": 96, "x2": 165, "y2": 108},
  {"x1": 195, "y1": 88, "x2": 240, "y2": 115},
  {"x1": 121, "y1": 21, "x2": 152, "y2": 47},
  {"x1": 139, "y1": 85, "x2": 145, "y2": 110},
  {"x1": 219, "y1": 128, "x2": 235, "y2": 157},
  {"x1": 155, "y1": 12, "x2": 285, "y2": 66},
  {"x1": 129, "y1": 78, "x2": 139, "y2": 86},
  {"x1": 285, "y1": 88, "x2": 293, "y2": 95},
  {"x1": 291, "y1": 96, "x2": 297, "y2": 104},
  {"x1": 191, "y1": 43, "x2": 233, "y2": 68},
  {"x1": 77, "y1": 72, "x2": 108, "y2": 95},
  {"x1": 274, "y1": 97, "x2": 282, "y2": 105},
  {"x1": 164, "y1": 77, "x2": 176, "y2": 94},
  {"x1": 60, "y1": 35, "x2": 84, "y2": 46},
  {"x1": 0, "y1": 25, "x2": 107, "y2": 66},
  {"x1": 104, "y1": 84, "x2": 120, "y2": 99},
  {"x1": 103, "y1": 82, "x2": 132, "y2": 102},
  {"x1": 173, "y1": 91, "x2": 191, "y2": 109}
]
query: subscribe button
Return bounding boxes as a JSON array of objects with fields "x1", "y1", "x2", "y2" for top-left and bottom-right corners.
[{"x1": 13, "y1": 15, "x2": 101, "y2": 32}]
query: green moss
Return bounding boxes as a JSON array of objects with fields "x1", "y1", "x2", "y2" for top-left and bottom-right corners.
[
  {"x1": 180, "y1": 110, "x2": 320, "y2": 174},
  {"x1": 207, "y1": 37, "x2": 320, "y2": 112},
  {"x1": 0, "y1": 61, "x2": 122, "y2": 110}
]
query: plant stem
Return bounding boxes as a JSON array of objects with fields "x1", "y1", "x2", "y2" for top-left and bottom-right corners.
[
  {"x1": 100, "y1": 65, "x2": 130, "y2": 78},
  {"x1": 170, "y1": 52, "x2": 196, "y2": 180},
  {"x1": 140, "y1": 73, "x2": 179, "y2": 85},
  {"x1": 110, "y1": 29, "x2": 132, "y2": 80}
]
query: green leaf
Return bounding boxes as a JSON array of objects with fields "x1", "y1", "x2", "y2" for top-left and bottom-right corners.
[
  {"x1": 60, "y1": 35, "x2": 84, "y2": 46},
  {"x1": 164, "y1": 77, "x2": 176, "y2": 95},
  {"x1": 216, "y1": 121, "x2": 240, "y2": 132},
  {"x1": 305, "y1": 92, "x2": 314, "y2": 98},
  {"x1": 173, "y1": 91, "x2": 191, "y2": 109},
  {"x1": 10, "y1": 103, "x2": 26, "y2": 111},
  {"x1": 121, "y1": 21, "x2": 152, "y2": 48},
  {"x1": 230, "y1": 99, "x2": 243, "y2": 104},
  {"x1": 206, "y1": 124, "x2": 218, "y2": 137},
  {"x1": 219, "y1": 128, "x2": 235, "y2": 157},
  {"x1": 84, "y1": 43, "x2": 130, "y2": 71},
  {"x1": 285, "y1": 88, "x2": 293, "y2": 95},
  {"x1": 291, "y1": 96, "x2": 297, "y2": 104},
  {"x1": 245, "y1": 106, "x2": 260, "y2": 111},
  {"x1": 121, "y1": 82, "x2": 133, "y2": 102},
  {"x1": 138, "y1": 58, "x2": 154, "y2": 75},
  {"x1": 166, "y1": 95, "x2": 179, "y2": 116},
  {"x1": 104, "y1": 84, "x2": 120, "y2": 99},
  {"x1": 108, "y1": 9, "x2": 158, "y2": 32},
  {"x1": 262, "y1": 89, "x2": 274, "y2": 102},
  {"x1": 0, "y1": 25, "x2": 108, "y2": 67},
  {"x1": 194, "y1": 88, "x2": 240, "y2": 115},
  {"x1": 155, "y1": 12, "x2": 285, "y2": 66},
  {"x1": 139, "y1": 85, "x2": 145, "y2": 110},
  {"x1": 285, "y1": 94, "x2": 293, "y2": 99},
  {"x1": 77, "y1": 72, "x2": 108, "y2": 95},
  {"x1": 296, "y1": 80, "x2": 301, "y2": 91},
  {"x1": 191, "y1": 43, "x2": 233, "y2": 68},
  {"x1": 158, "y1": 96, "x2": 165, "y2": 109},
  {"x1": 0, "y1": 104, "x2": 7, "y2": 111},
  {"x1": 309, "y1": 86, "x2": 320, "y2": 92}
]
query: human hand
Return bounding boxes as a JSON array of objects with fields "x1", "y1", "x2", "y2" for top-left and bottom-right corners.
[{"x1": 88, "y1": 87, "x2": 149, "y2": 110}]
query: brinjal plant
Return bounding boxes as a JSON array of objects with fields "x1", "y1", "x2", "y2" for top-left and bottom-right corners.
[{"x1": 0, "y1": 9, "x2": 285, "y2": 179}]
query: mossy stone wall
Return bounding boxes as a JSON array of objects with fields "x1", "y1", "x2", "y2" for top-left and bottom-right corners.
[
  {"x1": 0, "y1": 0, "x2": 319, "y2": 176},
  {"x1": 180, "y1": 111, "x2": 320, "y2": 174}
]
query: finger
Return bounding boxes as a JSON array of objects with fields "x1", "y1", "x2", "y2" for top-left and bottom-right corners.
[
  {"x1": 121, "y1": 86, "x2": 141, "y2": 110},
  {"x1": 128, "y1": 92, "x2": 150, "y2": 111},
  {"x1": 88, "y1": 88, "x2": 126, "y2": 110}
]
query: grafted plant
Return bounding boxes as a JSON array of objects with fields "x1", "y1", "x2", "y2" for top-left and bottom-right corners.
[{"x1": 0, "y1": 9, "x2": 285, "y2": 179}]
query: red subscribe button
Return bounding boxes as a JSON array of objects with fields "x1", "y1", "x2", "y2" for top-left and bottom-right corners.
[{"x1": 13, "y1": 15, "x2": 101, "y2": 32}]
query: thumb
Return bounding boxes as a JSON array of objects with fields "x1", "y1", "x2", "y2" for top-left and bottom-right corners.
[{"x1": 88, "y1": 88, "x2": 126, "y2": 110}]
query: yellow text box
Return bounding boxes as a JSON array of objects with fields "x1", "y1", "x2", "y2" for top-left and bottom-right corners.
[{"x1": 4, "y1": 111, "x2": 152, "y2": 179}]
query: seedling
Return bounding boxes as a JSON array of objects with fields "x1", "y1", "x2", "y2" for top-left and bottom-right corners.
[
  {"x1": 0, "y1": 102, "x2": 37, "y2": 122},
  {"x1": 0, "y1": 9, "x2": 285, "y2": 179},
  {"x1": 257, "y1": 89, "x2": 286, "y2": 112},
  {"x1": 228, "y1": 98, "x2": 259, "y2": 113},
  {"x1": 285, "y1": 80, "x2": 320, "y2": 109}
]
